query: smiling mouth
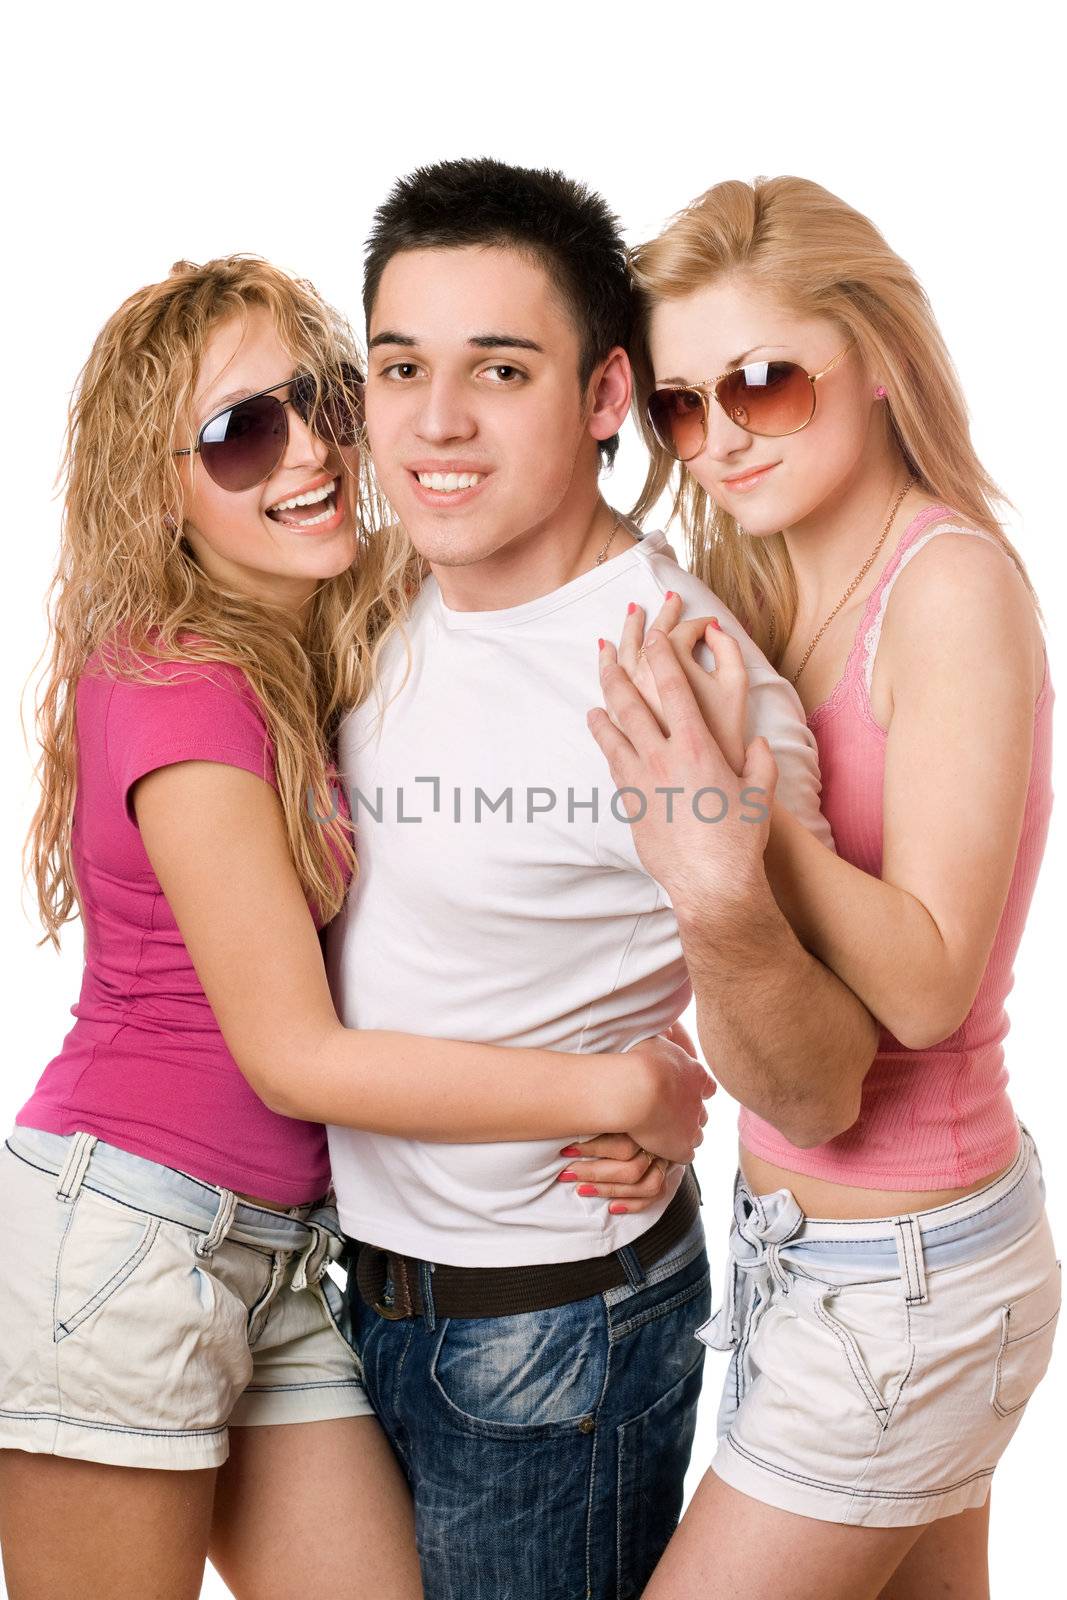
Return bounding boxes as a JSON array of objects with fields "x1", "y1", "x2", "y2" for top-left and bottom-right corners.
[
  {"x1": 722, "y1": 463, "x2": 778, "y2": 490},
  {"x1": 266, "y1": 477, "x2": 340, "y2": 528},
  {"x1": 413, "y1": 470, "x2": 484, "y2": 494}
]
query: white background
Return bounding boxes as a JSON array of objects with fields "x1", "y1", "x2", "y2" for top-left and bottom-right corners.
[{"x1": 3, "y1": 3, "x2": 1063, "y2": 1594}]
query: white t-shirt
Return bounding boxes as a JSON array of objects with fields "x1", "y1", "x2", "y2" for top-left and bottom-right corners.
[{"x1": 325, "y1": 529, "x2": 832, "y2": 1266}]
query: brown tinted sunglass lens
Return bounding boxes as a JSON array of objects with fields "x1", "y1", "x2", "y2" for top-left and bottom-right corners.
[
  {"x1": 715, "y1": 361, "x2": 814, "y2": 437},
  {"x1": 199, "y1": 393, "x2": 288, "y2": 491},
  {"x1": 647, "y1": 388, "x2": 708, "y2": 461},
  {"x1": 293, "y1": 365, "x2": 365, "y2": 446}
]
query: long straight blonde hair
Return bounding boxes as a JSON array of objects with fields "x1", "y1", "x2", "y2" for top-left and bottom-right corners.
[
  {"x1": 629, "y1": 176, "x2": 1039, "y2": 663},
  {"x1": 27, "y1": 255, "x2": 421, "y2": 947}
]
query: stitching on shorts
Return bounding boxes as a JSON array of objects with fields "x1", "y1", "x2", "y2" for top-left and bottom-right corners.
[
  {"x1": 780, "y1": 1162, "x2": 1031, "y2": 1245},
  {"x1": 0, "y1": 1406, "x2": 227, "y2": 1440},
  {"x1": 811, "y1": 1297, "x2": 889, "y2": 1421},
  {"x1": 4, "y1": 1142, "x2": 315, "y2": 1258},
  {"x1": 723, "y1": 1433, "x2": 995, "y2": 1500},
  {"x1": 54, "y1": 1217, "x2": 161, "y2": 1341}
]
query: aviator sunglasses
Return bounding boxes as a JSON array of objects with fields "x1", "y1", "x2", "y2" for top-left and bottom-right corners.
[
  {"x1": 174, "y1": 363, "x2": 365, "y2": 492},
  {"x1": 646, "y1": 339, "x2": 856, "y2": 462}
]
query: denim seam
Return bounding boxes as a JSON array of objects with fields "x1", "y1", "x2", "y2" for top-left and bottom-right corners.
[
  {"x1": 0, "y1": 1406, "x2": 227, "y2": 1440},
  {"x1": 587, "y1": 1299, "x2": 613, "y2": 1600},
  {"x1": 240, "y1": 1380, "x2": 366, "y2": 1394},
  {"x1": 608, "y1": 1269, "x2": 710, "y2": 1343},
  {"x1": 603, "y1": 1230, "x2": 707, "y2": 1305},
  {"x1": 724, "y1": 1432, "x2": 995, "y2": 1500}
]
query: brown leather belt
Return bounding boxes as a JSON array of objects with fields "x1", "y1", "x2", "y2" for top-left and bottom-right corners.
[{"x1": 349, "y1": 1165, "x2": 702, "y2": 1321}]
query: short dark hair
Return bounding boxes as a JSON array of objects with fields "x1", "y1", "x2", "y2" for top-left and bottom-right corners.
[{"x1": 363, "y1": 157, "x2": 633, "y2": 467}]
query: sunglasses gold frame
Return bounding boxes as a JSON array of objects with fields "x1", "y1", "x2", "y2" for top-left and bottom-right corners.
[{"x1": 648, "y1": 338, "x2": 857, "y2": 459}]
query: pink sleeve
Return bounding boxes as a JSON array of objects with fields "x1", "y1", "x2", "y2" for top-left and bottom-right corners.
[{"x1": 104, "y1": 659, "x2": 279, "y2": 826}]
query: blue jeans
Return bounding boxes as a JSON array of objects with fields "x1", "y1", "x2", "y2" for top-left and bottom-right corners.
[{"x1": 344, "y1": 1210, "x2": 711, "y2": 1600}]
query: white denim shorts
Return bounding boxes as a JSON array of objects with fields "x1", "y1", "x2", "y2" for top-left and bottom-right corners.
[
  {"x1": 0, "y1": 1127, "x2": 375, "y2": 1471},
  {"x1": 699, "y1": 1125, "x2": 1060, "y2": 1526}
]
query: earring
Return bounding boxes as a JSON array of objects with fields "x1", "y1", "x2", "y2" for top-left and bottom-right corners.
[
  {"x1": 163, "y1": 513, "x2": 179, "y2": 533},
  {"x1": 874, "y1": 385, "x2": 888, "y2": 399}
]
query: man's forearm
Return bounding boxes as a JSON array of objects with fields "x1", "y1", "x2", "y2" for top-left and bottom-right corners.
[{"x1": 674, "y1": 870, "x2": 878, "y2": 1148}]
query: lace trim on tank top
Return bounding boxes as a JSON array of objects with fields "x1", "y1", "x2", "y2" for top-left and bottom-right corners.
[{"x1": 861, "y1": 522, "x2": 1005, "y2": 698}]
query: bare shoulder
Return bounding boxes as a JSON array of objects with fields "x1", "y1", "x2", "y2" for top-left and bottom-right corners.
[{"x1": 879, "y1": 516, "x2": 1045, "y2": 700}]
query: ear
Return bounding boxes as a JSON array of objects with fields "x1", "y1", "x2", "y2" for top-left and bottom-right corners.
[{"x1": 586, "y1": 347, "x2": 632, "y2": 443}]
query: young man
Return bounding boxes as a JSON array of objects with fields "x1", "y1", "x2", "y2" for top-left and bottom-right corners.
[{"x1": 326, "y1": 159, "x2": 877, "y2": 1600}]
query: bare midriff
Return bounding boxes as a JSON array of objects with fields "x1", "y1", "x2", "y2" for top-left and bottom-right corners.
[
  {"x1": 739, "y1": 1144, "x2": 1016, "y2": 1221},
  {"x1": 235, "y1": 1189, "x2": 300, "y2": 1213}
]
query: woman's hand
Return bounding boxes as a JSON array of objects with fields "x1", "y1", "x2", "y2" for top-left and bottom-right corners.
[
  {"x1": 611, "y1": 593, "x2": 750, "y2": 777},
  {"x1": 555, "y1": 1029, "x2": 715, "y2": 1214}
]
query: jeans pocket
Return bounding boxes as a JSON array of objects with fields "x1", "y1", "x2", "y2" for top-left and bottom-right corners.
[
  {"x1": 429, "y1": 1298, "x2": 608, "y2": 1440},
  {"x1": 53, "y1": 1190, "x2": 160, "y2": 1342},
  {"x1": 991, "y1": 1259, "x2": 1061, "y2": 1417},
  {"x1": 616, "y1": 1358, "x2": 705, "y2": 1600}
]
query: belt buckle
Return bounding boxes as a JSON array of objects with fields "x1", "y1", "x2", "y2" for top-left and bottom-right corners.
[
  {"x1": 373, "y1": 1253, "x2": 414, "y2": 1320},
  {"x1": 373, "y1": 1298, "x2": 409, "y2": 1321}
]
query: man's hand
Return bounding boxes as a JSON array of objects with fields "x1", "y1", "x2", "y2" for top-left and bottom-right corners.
[{"x1": 588, "y1": 627, "x2": 780, "y2": 914}]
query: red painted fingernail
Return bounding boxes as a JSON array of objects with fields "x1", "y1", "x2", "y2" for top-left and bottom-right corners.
[
  {"x1": 557, "y1": 1170, "x2": 580, "y2": 1182},
  {"x1": 665, "y1": 590, "x2": 676, "y2": 600},
  {"x1": 598, "y1": 638, "x2": 606, "y2": 650},
  {"x1": 559, "y1": 1145, "x2": 581, "y2": 1156},
  {"x1": 709, "y1": 618, "x2": 722, "y2": 631},
  {"x1": 627, "y1": 602, "x2": 637, "y2": 615},
  {"x1": 577, "y1": 1184, "x2": 599, "y2": 1197},
  {"x1": 609, "y1": 1203, "x2": 629, "y2": 1214}
]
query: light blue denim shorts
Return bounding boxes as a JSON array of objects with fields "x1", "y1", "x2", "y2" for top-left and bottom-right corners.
[
  {"x1": 0, "y1": 1127, "x2": 374, "y2": 1471},
  {"x1": 699, "y1": 1125, "x2": 1061, "y2": 1526}
]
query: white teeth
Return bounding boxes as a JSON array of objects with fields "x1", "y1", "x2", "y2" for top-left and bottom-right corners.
[
  {"x1": 293, "y1": 503, "x2": 336, "y2": 528},
  {"x1": 270, "y1": 478, "x2": 337, "y2": 512},
  {"x1": 416, "y1": 471, "x2": 481, "y2": 492}
]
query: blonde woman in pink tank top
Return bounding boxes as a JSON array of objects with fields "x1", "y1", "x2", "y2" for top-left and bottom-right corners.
[{"x1": 579, "y1": 178, "x2": 1058, "y2": 1597}]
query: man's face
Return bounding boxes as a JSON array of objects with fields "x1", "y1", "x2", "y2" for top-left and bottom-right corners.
[{"x1": 365, "y1": 245, "x2": 600, "y2": 569}]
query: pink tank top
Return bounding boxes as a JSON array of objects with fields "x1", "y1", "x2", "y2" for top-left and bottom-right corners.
[{"x1": 740, "y1": 503, "x2": 1054, "y2": 1188}]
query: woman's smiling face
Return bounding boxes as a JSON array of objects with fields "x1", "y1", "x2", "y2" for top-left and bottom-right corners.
[
  {"x1": 177, "y1": 304, "x2": 360, "y2": 613},
  {"x1": 648, "y1": 277, "x2": 877, "y2": 536}
]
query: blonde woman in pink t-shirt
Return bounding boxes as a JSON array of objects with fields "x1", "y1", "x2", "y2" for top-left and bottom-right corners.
[
  {"x1": 579, "y1": 178, "x2": 1057, "y2": 1597},
  {"x1": 0, "y1": 256, "x2": 710, "y2": 1599}
]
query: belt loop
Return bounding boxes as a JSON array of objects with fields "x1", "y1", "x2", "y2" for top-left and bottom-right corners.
[
  {"x1": 419, "y1": 1261, "x2": 437, "y2": 1330},
  {"x1": 893, "y1": 1215, "x2": 928, "y2": 1306},
  {"x1": 615, "y1": 1242, "x2": 647, "y2": 1289},
  {"x1": 195, "y1": 1188, "x2": 239, "y2": 1259},
  {"x1": 56, "y1": 1132, "x2": 97, "y2": 1204}
]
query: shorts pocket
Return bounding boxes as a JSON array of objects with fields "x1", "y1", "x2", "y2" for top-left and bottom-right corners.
[
  {"x1": 991, "y1": 1260, "x2": 1061, "y2": 1417},
  {"x1": 811, "y1": 1285, "x2": 914, "y2": 1429},
  {"x1": 53, "y1": 1191, "x2": 160, "y2": 1342}
]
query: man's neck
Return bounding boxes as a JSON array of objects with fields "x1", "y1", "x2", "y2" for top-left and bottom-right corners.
[{"x1": 429, "y1": 494, "x2": 637, "y2": 613}]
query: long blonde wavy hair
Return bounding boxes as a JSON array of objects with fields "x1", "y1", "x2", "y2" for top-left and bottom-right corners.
[
  {"x1": 27, "y1": 255, "x2": 420, "y2": 947},
  {"x1": 629, "y1": 176, "x2": 1039, "y2": 663}
]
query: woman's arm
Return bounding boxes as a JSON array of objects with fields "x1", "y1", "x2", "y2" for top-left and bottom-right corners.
[
  {"x1": 131, "y1": 760, "x2": 712, "y2": 1162},
  {"x1": 764, "y1": 533, "x2": 1043, "y2": 1049}
]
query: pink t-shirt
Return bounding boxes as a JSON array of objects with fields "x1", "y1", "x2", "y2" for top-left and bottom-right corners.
[{"x1": 18, "y1": 641, "x2": 352, "y2": 1204}]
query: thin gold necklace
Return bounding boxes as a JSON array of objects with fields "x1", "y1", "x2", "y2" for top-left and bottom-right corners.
[
  {"x1": 789, "y1": 478, "x2": 915, "y2": 687},
  {"x1": 594, "y1": 513, "x2": 622, "y2": 566}
]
